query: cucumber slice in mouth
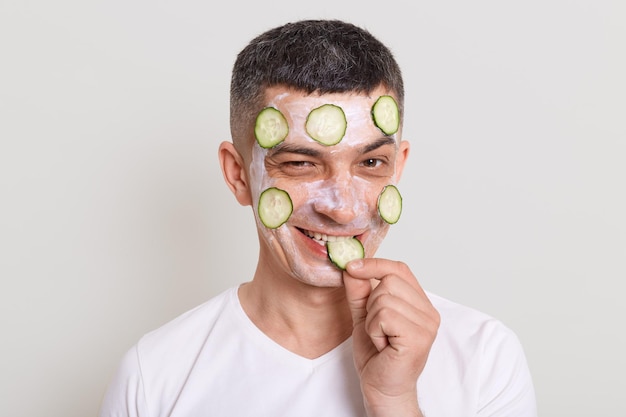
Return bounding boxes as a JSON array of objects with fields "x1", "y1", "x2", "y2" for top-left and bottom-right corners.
[
  {"x1": 258, "y1": 187, "x2": 293, "y2": 229},
  {"x1": 255, "y1": 107, "x2": 289, "y2": 149},
  {"x1": 378, "y1": 184, "x2": 402, "y2": 224},
  {"x1": 371, "y1": 95, "x2": 400, "y2": 136},
  {"x1": 326, "y1": 237, "x2": 364, "y2": 270},
  {"x1": 305, "y1": 104, "x2": 347, "y2": 146}
]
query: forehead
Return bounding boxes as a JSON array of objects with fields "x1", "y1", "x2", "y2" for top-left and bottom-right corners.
[
  {"x1": 264, "y1": 86, "x2": 387, "y2": 112},
  {"x1": 260, "y1": 86, "x2": 399, "y2": 149}
]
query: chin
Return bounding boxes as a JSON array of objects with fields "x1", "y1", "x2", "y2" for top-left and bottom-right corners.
[{"x1": 290, "y1": 262, "x2": 345, "y2": 288}]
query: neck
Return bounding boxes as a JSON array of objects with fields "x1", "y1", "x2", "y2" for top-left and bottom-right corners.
[{"x1": 238, "y1": 267, "x2": 353, "y2": 359}]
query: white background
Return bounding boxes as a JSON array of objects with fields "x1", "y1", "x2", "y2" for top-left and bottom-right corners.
[{"x1": 1, "y1": 1, "x2": 624, "y2": 416}]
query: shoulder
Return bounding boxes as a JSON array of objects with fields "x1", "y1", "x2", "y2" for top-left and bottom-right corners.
[
  {"x1": 136, "y1": 286, "x2": 238, "y2": 361},
  {"x1": 425, "y1": 290, "x2": 531, "y2": 381},
  {"x1": 427, "y1": 291, "x2": 518, "y2": 343},
  {"x1": 100, "y1": 287, "x2": 240, "y2": 416},
  {"x1": 421, "y1": 292, "x2": 537, "y2": 416}
]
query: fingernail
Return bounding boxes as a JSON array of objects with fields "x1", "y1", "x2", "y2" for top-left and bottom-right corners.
[{"x1": 349, "y1": 259, "x2": 363, "y2": 270}]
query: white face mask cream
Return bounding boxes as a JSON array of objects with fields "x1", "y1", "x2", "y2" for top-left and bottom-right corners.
[{"x1": 249, "y1": 87, "x2": 404, "y2": 287}]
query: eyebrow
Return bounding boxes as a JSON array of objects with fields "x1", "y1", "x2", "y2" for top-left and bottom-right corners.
[
  {"x1": 267, "y1": 142, "x2": 322, "y2": 158},
  {"x1": 266, "y1": 136, "x2": 397, "y2": 158},
  {"x1": 360, "y1": 137, "x2": 397, "y2": 154}
]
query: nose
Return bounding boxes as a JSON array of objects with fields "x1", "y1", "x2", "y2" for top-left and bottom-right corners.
[{"x1": 312, "y1": 177, "x2": 360, "y2": 225}]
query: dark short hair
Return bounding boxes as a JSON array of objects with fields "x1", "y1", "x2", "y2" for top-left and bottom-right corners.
[{"x1": 229, "y1": 19, "x2": 404, "y2": 149}]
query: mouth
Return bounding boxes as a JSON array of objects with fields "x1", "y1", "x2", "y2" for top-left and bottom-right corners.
[{"x1": 298, "y1": 228, "x2": 360, "y2": 246}]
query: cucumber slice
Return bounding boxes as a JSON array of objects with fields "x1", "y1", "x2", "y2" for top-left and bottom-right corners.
[
  {"x1": 371, "y1": 95, "x2": 400, "y2": 135},
  {"x1": 305, "y1": 104, "x2": 347, "y2": 146},
  {"x1": 255, "y1": 107, "x2": 289, "y2": 148},
  {"x1": 378, "y1": 184, "x2": 402, "y2": 224},
  {"x1": 327, "y1": 237, "x2": 365, "y2": 270},
  {"x1": 258, "y1": 187, "x2": 293, "y2": 229}
]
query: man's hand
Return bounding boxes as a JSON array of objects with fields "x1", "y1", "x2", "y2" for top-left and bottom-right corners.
[{"x1": 344, "y1": 258, "x2": 440, "y2": 417}]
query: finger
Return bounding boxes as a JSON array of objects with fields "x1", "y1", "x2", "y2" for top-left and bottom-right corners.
[
  {"x1": 366, "y1": 288, "x2": 424, "y2": 329},
  {"x1": 364, "y1": 276, "x2": 441, "y2": 352},
  {"x1": 346, "y1": 258, "x2": 425, "y2": 295},
  {"x1": 342, "y1": 270, "x2": 373, "y2": 325},
  {"x1": 366, "y1": 274, "x2": 429, "y2": 314},
  {"x1": 365, "y1": 306, "x2": 438, "y2": 353}
]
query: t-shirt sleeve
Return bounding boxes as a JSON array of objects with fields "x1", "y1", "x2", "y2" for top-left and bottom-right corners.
[
  {"x1": 99, "y1": 345, "x2": 150, "y2": 417},
  {"x1": 477, "y1": 322, "x2": 538, "y2": 417}
]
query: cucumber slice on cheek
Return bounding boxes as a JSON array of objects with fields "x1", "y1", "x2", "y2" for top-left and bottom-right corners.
[
  {"x1": 326, "y1": 237, "x2": 365, "y2": 270},
  {"x1": 258, "y1": 187, "x2": 293, "y2": 229},
  {"x1": 378, "y1": 184, "x2": 402, "y2": 224}
]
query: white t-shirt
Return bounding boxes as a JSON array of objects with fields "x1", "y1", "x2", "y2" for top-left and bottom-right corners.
[{"x1": 99, "y1": 287, "x2": 537, "y2": 417}]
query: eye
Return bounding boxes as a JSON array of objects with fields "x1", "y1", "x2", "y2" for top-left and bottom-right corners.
[
  {"x1": 360, "y1": 158, "x2": 384, "y2": 168},
  {"x1": 275, "y1": 159, "x2": 319, "y2": 176},
  {"x1": 283, "y1": 160, "x2": 314, "y2": 169}
]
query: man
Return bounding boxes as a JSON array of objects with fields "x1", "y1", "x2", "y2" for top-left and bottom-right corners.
[{"x1": 100, "y1": 19, "x2": 537, "y2": 417}]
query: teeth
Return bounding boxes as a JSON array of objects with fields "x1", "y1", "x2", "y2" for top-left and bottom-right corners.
[{"x1": 303, "y1": 229, "x2": 353, "y2": 243}]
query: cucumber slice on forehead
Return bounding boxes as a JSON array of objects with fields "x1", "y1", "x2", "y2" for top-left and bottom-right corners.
[
  {"x1": 371, "y1": 95, "x2": 400, "y2": 136},
  {"x1": 255, "y1": 107, "x2": 289, "y2": 148},
  {"x1": 258, "y1": 187, "x2": 293, "y2": 229},
  {"x1": 305, "y1": 104, "x2": 347, "y2": 146},
  {"x1": 327, "y1": 237, "x2": 365, "y2": 270},
  {"x1": 378, "y1": 184, "x2": 402, "y2": 224}
]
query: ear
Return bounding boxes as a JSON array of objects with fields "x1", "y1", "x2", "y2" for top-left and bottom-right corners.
[
  {"x1": 218, "y1": 141, "x2": 252, "y2": 206},
  {"x1": 395, "y1": 139, "x2": 410, "y2": 181}
]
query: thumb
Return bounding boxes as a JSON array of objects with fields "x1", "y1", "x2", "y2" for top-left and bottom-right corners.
[{"x1": 343, "y1": 269, "x2": 372, "y2": 325}]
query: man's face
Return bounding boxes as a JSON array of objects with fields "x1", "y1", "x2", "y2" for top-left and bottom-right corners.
[{"x1": 247, "y1": 86, "x2": 408, "y2": 287}]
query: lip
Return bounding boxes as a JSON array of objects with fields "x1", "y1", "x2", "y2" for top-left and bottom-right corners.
[{"x1": 295, "y1": 227, "x2": 366, "y2": 258}]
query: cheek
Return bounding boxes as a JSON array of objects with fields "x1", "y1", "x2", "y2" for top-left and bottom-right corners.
[
  {"x1": 250, "y1": 145, "x2": 393, "y2": 234},
  {"x1": 249, "y1": 145, "x2": 274, "y2": 208},
  {"x1": 249, "y1": 146, "x2": 287, "y2": 241}
]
